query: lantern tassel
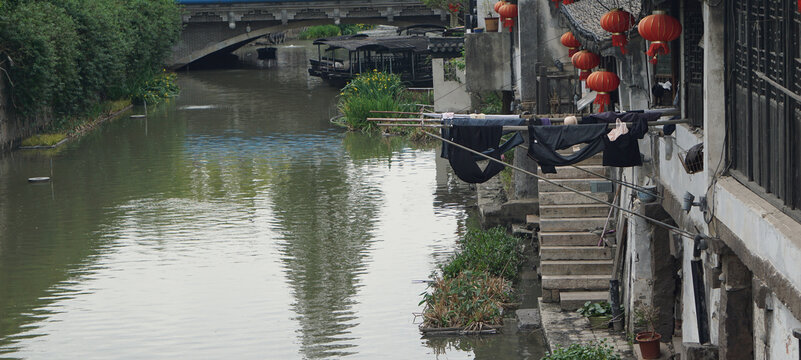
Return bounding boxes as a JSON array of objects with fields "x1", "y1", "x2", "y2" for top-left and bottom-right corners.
[
  {"x1": 611, "y1": 34, "x2": 628, "y2": 54},
  {"x1": 552, "y1": 0, "x2": 559, "y2": 8},
  {"x1": 562, "y1": 0, "x2": 574, "y2": 5},
  {"x1": 503, "y1": 18, "x2": 514, "y2": 32},
  {"x1": 646, "y1": 42, "x2": 671, "y2": 64},
  {"x1": 568, "y1": 48, "x2": 578, "y2": 57},
  {"x1": 594, "y1": 92, "x2": 611, "y2": 113},
  {"x1": 580, "y1": 70, "x2": 591, "y2": 81}
]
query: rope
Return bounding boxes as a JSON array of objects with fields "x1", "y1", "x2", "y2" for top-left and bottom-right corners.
[{"x1": 423, "y1": 130, "x2": 697, "y2": 238}]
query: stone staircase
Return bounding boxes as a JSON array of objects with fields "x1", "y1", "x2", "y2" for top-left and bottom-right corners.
[{"x1": 537, "y1": 153, "x2": 614, "y2": 310}]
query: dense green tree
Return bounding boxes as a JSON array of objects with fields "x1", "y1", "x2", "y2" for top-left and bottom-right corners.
[{"x1": 0, "y1": 0, "x2": 181, "y2": 117}]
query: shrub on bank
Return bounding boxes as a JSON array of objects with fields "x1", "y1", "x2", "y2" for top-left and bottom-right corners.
[
  {"x1": 337, "y1": 71, "x2": 414, "y2": 131},
  {"x1": 542, "y1": 340, "x2": 621, "y2": 360},
  {"x1": 298, "y1": 24, "x2": 372, "y2": 40},
  {"x1": 419, "y1": 270, "x2": 512, "y2": 329},
  {"x1": 440, "y1": 226, "x2": 523, "y2": 281},
  {"x1": 419, "y1": 227, "x2": 524, "y2": 329},
  {"x1": 0, "y1": 0, "x2": 181, "y2": 117}
]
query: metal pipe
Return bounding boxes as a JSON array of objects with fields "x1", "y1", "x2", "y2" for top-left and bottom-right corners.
[
  {"x1": 422, "y1": 130, "x2": 697, "y2": 238},
  {"x1": 692, "y1": 235, "x2": 710, "y2": 344}
]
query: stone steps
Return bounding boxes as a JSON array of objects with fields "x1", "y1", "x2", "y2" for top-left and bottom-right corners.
[
  {"x1": 539, "y1": 231, "x2": 600, "y2": 246},
  {"x1": 540, "y1": 260, "x2": 614, "y2": 276},
  {"x1": 541, "y1": 166, "x2": 608, "y2": 179},
  {"x1": 540, "y1": 217, "x2": 609, "y2": 232},
  {"x1": 559, "y1": 291, "x2": 610, "y2": 311},
  {"x1": 540, "y1": 246, "x2": 614, "y2": 260},
  {"x1": 542, "y1": 274, "x2": 611, "y2": 291},
  {"x1": 538, "y1": 178, "x2": 594, "y2": 193},
  {"x1": 539, "y1": 191, "x2": 608, "y2": 205},
  {"x1": 540, "y1": 204, "x2": 611, "y2": 218}
]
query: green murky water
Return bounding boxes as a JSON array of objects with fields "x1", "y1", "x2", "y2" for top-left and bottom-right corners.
[{"x1": 0, "y1": 43, "x2": 544, "y2": 359}]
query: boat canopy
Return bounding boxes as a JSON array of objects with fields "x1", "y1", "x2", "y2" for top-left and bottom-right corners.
[{"x1": 313, "y1": 35, "x2": 430, "y2": 54}]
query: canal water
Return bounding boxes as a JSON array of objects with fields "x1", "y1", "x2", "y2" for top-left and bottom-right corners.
[{"x1": 0, "y1": 43, "x2": 544, "y2": 359}]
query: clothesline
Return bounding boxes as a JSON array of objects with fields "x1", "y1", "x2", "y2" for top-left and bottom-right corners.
[
  {"x1": 423, "y1": 129, "x2": 697, "y2": 238},
  {"x1": 369, "y1": 108, "x2": 679, "y2": 122},
  {"x1": 371, "y1": 118, "x2": 691, "y2": 130}
]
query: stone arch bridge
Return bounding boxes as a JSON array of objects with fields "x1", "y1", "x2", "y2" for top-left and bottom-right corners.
[{"x1": 168, "y1": 0, "x2": 447, "y2": 69}]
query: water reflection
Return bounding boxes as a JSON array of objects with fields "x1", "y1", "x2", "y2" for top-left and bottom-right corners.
[{"x1": 0, "y1": 42, "x2": 539, "y2": 359}]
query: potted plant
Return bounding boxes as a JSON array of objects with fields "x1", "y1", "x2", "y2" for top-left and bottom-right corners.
[
  {"x1": 484, "y1": 0, "x2": 500, "y2": 32},
  {"x1": 577, "y1": 301, "x2": 613, "y2": 329},
  {"x1": 634, "y1": 304, "x2": 662, "y2": 359}
]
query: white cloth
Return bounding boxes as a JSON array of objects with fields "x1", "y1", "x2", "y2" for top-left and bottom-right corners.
[{"x1": 606, "y1": 119, "x2": 629, "y2": 141}]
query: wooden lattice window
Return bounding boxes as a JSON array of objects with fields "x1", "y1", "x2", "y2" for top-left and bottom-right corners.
[{"x1": 727, "y1": 0, "x2": 801, "y2": 222}]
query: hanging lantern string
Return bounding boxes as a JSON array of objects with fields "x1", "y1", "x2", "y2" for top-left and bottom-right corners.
[{"x1": 421, "y1": 130, "x2": 697, "y2": 238}]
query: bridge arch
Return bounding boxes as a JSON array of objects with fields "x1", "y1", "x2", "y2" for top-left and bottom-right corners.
[{"x1": 167, "y1": 1, "x2": 446, "y2": 69}]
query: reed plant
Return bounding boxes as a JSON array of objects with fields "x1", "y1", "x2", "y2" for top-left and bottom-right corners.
[{"x1": 337, "y1": 71, "x2": 414, "y2": 131}]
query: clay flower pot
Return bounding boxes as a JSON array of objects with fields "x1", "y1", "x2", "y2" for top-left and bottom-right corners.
[
  {"x1": 484, "y1": 17, "x2": 499, "y2": 32},
  {"x1": 636, "y1": 331, "x2": 662, "y2": 359}
]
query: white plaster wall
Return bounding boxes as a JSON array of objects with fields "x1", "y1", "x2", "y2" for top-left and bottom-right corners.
[
  {"x1": 681, "y1": 236, "x2": 700, "y2": 343},
  {"x1": 754, "y1": 295, "x2": 801, "y2": 359},
  {"x1": 714, "y1": 177, "x2": 801, "y2": 307},
  {"x1": 432, "y1": 59, "x2": 470, "y2": 112}
]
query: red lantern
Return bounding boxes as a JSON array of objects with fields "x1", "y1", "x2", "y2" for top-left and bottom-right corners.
[
  {"x1": 600, "y1": 8, "x2": 634, "y2": 54},
  {"x1": 494, "y1": 0, "x2": 506, "y2": 14},
  {"x1": 586, "y1": 70, "x2": 619, "y2": 112},
  {"x1": 560, "y1": 32, "x2": 581, "y2": 57},
  {"x1": 498, "y1": 3, "x2": 517, "y2": 32},
  {"x1": 638, "y1": 10, "x2": 682, "y2": 64},
  {"x1": 571, "y1": 50, "x2": 600, "y2": 81}
]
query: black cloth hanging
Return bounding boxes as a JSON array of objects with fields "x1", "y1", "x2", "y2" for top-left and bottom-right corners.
[
  {"x1": 447, "y1": 125, "x2": 523, "y2": 183},
  {"x1": 526, "y1": 122, "x2": 609, "y2": 174},
  {"x1": 440, "y1": 117, "x2": 526, "y2": 159},
  {"x1": 581, "y1": 111, "x2": 660, "y2": 167}
]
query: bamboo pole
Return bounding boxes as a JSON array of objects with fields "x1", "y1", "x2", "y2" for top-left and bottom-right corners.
[
  {"x1": 421, "y1": 130, "x2": 697, "y2": 238},
  {"x1": 375, "y1": 119, "x2": 691, "y2": 129}
]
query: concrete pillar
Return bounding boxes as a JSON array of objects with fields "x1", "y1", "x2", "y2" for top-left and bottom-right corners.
[
  {"x1": 517, "y1": 0, "x2": 538, "y2": 104},
  {"x1": 718, "y1": 253, "x2": 754, "y2": 359},
  {"x1": 513, "y1": 134, "x2": 538, "y2": 199},
  {"x1": 702, "y1": 2, "x2": 726, "y2": 186},
  {"x1": 683, "y1": 343, "x2": 719, "y2": 360},
  {"x1": 645, "y1": 204, "x2": 678, "y2": 341}
]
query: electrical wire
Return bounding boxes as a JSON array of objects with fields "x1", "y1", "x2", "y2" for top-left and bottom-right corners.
[{"x1": 424, "y1": 129, "x2": 698, "y2": 238}]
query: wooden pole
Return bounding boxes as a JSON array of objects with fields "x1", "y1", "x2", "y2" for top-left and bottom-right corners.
[{"x1": 374, "y1": 119, "x2": 692, "y2": 129}]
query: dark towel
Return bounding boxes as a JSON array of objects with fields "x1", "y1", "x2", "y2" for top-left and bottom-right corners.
[
  {"x1": 447, "y1": 125, "x2": 522, "y2": 183},
  {"x1": 582, "y1": 111, "x2": 659, "y2": 167},
  {"x1": 526, "y1": 123, "x2": 609, "y2": 173}
]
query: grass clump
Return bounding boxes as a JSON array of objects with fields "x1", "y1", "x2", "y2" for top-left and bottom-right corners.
[
  {"x1": 542, "y1": 340, "x2": 621, "y2": 360},
  {"x1": 440, "y1": 226, "x2": 523, "y2": 281},
  {"x1": 20, "y1": 133, "x2": 67, "y2": 147},
  {"x1": 419, "y1": 270, "x2": 512, "y2": 329},
  {"x1": 418, "y1": 227, "x2": 523, "y2": 329},
  {"x1": 338, "y1": 70, "x2": 415, "y2": 131}
]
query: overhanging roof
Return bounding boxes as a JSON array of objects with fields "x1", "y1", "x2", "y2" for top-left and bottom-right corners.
[{"x1": 313, "y1": 35, "x2": 430, "y2": 53}]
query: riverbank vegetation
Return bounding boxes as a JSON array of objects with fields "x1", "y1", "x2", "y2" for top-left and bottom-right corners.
[
  {"x1": 0, "y1": 0, "x2": 181, "y2": 124},
  {"x1": 299, "y1": 24, "x2": 372, "y2": 40},
  {"x1": 418, "y1": 227, "x2": 524, "y2": 329},
  {"x1": 336, "y1": 71, "x2": 433, "y2": 136}
]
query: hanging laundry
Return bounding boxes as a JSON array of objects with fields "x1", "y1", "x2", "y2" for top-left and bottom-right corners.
[
  {"x1": 526, "y1": 121, "x2": 609, "y2": 174},
  {"x1": 440, "y1": 117, "x2": 526, "y2": 159},
  {"x1": 446, "y1": 125, "x2": 524, "y2": 183},
  {"x1": 606, "y1": 119, "x2": 629, "y2": 141},
  {"x1": 582, "y1": 111, "x2": 660, "y2": 167}
]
